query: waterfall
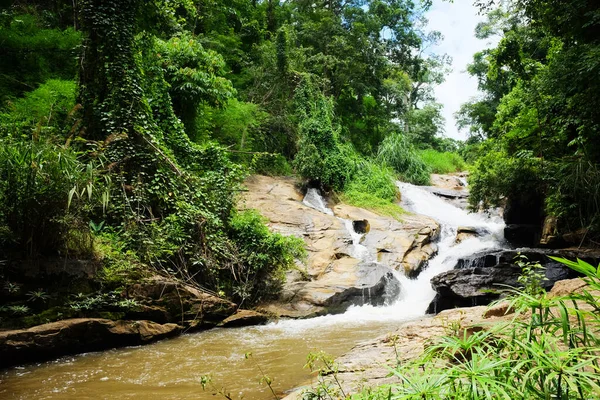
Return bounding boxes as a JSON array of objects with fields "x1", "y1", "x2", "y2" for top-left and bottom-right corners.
[
  {"x1": 2, "y1": 182, "x2": 510, "y2": 399},
  {"x1": 271, "y1": 183, "x2": 506, "y2": 330},
  {"x1": 303, "y1": 188, "x2": 372, "y2": 261}
]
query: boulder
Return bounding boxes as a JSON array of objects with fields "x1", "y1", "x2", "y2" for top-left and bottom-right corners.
[
  {"x1": 427, "y1": 264, "x2": 522, "y2": 314},
  {"x1": 261, "y1": 261, "x2": 401, "y2": 318},
  {"x1": 218, "y1": 310, "x2": 269, "y2": 328},
  {"x1": 455, "y1": 226, "x2": 490, "y2": 243},
  {"x1": 126, "y1": 276, "x2": 237, "y2": 329},
  {"x1": 0, "y1": 318, "x2": 181, "y2": 368},
  {"x1": 430, "y1": 174, "x2": 469, "y2": 191},
  {"x1": 429, "y1": 249, "x2": 598, "y2": 314},
  {"x1": 352, "y1": 219, "x2": 370, "y2": 234}
]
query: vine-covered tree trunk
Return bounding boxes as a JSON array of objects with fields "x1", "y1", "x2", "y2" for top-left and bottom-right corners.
[{"x1": 78, "y1": 0, "x2": 145, "y2": 141}]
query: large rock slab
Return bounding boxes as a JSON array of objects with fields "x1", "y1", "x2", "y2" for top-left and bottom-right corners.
[
  {"x1": 0, "y1": 318, "x2": 181, "y2": 368},
  {"x1": 282, "y1": 306, "x2": 511, "y2": 399},
  {"x1": 242, "y1": 176, "x2": 439, "y2": 317},
  {"x1": 428, "y1": 249, "x2": 600, "y2": 313},
  {"x1": 125, "y1": 276, "x2": 237, "y2": 329}
]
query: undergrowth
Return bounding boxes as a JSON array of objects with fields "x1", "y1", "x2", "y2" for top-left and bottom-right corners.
[{"x1": 419, "y1": 149, "x2": 468, "y2": 174}]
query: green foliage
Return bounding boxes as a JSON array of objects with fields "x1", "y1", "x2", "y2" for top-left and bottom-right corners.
[
  {"x1": 251, "y1": 153, "x2": 292, "y2": 176},
  {"x1": 460, "y1": 0, "x2": 600, "y2": 241},
  {"x1": 0, "y1": 138, "x2": 108, "y2": 256},
  {"x1": 377, "y1": 133, "x2": 431, "y2": 186},
  {"x1": 341, "y1": 159, "x2": 405, "y2": 220},
  {"x1": 199, "y1": 99, "x2": 268, "y2": 152},
  {"x1": 0, "y1": 12, "x2": 81, "y2": 102},
  {"x1": 155, "y1": 33, "x2": 235, "y2": 133},
  {"x1": 468, "y1": 150, "x2": 542, "y2": 210},
  {"x1": 293, "y1": 76, "x2": 353, "y2": 190},
  {"x1": 418, "y1": 149, "x2": 467, "y2": 174},
  {"x1": 0, "y1": 79, "x2": 78, "y2": 137},
  {"x1": 356, "y1": 256, "x2": 600, "y2": 400},
  {"x1": 225, "y1": 210, "x2": 306, "y2": 305}
]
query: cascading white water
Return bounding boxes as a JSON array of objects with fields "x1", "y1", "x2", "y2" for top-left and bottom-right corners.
[
  {"x1": 267, "y1": 182, "x2": 506, "y2": 332},
  {"x1": 303, "y1": 188, "x2": 372, "y2": 261}
]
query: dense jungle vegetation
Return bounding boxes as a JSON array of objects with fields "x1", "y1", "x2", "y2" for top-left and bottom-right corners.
[
  {"x1": 0, "y1": 0, "x2": 461, "y2": 324},
  {"x1": 1, "y1": 0, "x2": 600, "y2": 398},
  {"x1": 460, "y1": 0, "x2": 600, "y2": 246}
]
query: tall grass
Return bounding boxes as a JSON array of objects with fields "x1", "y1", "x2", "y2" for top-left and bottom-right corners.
[
  {"x1": 377, "y1": 133, "x2": 431, "y2": 185},
  {"x1": 341, "y1": 159, "x2": 405, "y2": 220},
  {"x1": 419, "y1": 149, "x2": 467, "y2": 174}
]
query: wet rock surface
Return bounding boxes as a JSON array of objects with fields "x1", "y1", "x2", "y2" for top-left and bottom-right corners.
[
  {"x1": 0, "y1": 318, "x2": 181, "y2": 368},
  {"x1": 218, "y1": 310, "x2": 269, "y2": 328},
  {"x1": 283, "y1": 278, "x2": 594, "y2": 399},
  {"x1": 282, "y1": 306, "x2": 513, "y2": 399},
  {"x1": 428, "y1": 249, "x2": 600, "y2": 313},
  {"x1": 242, "y1": 175, "x2": 439, "y2": 318}
]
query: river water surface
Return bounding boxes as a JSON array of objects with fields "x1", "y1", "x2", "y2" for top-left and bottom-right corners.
[{"x1": 0, "y1": 183, "x2": 505, "y2": 399}]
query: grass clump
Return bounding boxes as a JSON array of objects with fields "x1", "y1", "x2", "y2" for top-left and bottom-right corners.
[
  {"x1": 419, "y1": 149, "x2": 467, "y2": 174},
  {"x1": 377, "y1": 133, "x2": 431, "y2": 186},
  {"x1": 341, "y1": 160, "x2": 405, "y2": 220}
]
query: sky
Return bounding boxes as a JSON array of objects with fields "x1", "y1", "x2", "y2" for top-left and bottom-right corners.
[{"x1": 425, "y1": 0, "x2": 498, "y2": 140}]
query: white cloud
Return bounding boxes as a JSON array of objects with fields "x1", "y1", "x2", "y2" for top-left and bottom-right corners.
[{"x1": 425, "y1": 0, "x2": 497, "y2": 140}]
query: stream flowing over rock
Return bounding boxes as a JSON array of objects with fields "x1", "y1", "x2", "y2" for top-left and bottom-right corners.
[{"x1": 241, "y1": 175, "x2": 440, "y2": 318}]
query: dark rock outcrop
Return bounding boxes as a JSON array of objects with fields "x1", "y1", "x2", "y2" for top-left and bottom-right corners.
[
  {"x1": 504, "y1": 224, "x2": 541, "y2": 247},
  {"x1": 0, "y1": 318, "x2": 181, "y2": 368},
  {"x1": 427, "y1": 264, "x2": 522, "y2": 313},
  {"x1": 428, "y1": 249, "x2": 599, "y2": 314}
]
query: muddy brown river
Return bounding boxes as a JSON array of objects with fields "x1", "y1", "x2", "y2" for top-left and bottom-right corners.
[{"x1": 0, "y1": 316, "x2": 407, "y2": 399}]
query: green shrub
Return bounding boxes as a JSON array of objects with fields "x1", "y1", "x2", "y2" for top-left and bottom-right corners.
[
  {"x1": 341, "y1": 160, "x2": 404, "y2": 219},
  {"x1": 0, "y1": 13, "x2": 81, "y2": 101},
  {"x1": 226, "y1": 210, "x2": 306, "y2": 305},
  {"x1": 0, "y1": 79, "x2": 78, "y2": 138},
  {"x1": 468, "y1": 150, "x2": 542, "y2": 210},
  {"x1": 418, "y1": 149, "x2": 467, "y2": 174},
  {"x1": 251, "y1": 152, "x2": 292, "y2": 176},
  {"x1": 0, "y1": 138, "x2": 108, "y2": 256},
  {"x1": 377, "y1": 133, "x2": 431, "y2": 185}
]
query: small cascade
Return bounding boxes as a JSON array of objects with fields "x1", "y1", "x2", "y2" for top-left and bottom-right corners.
[
  {"x1": 303, "y1": 188, "x2": 372, "y2": 261},
  {"x1": 458, "y1": 176, "x2": 468, "y2": 187},
  {"x1": 283, "y1": 182, "x2": 506, "y2": 327},
  {"x1": 302, "y1": 188, "x2": 334, "y2": 216}
]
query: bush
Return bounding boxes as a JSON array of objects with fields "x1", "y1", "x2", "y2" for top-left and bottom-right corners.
[
  {"x1": 418, "y1": 149, "x2": 467, "y2": 174},
  {"x1": 0, "y1": 79, "x2": 78, "y2": 138},
  {"x1": 468, "y1": 150, "x2": 543, "y2": 210},
  {"x1": 226, "y1": 210, "x2": 306, "y2": 305},
  {"x1": 251, "y1": 152, "x2": 292, "y2": 176},
  {"x1": 377, "y1": 133, "x2": 431, "y2": 185},
  {"x1": 0, "y1": 138, "x2": 108, "y2": 256},
  {"x1": 341, "y1": 159, "x2": 404, "y2": 219}
]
